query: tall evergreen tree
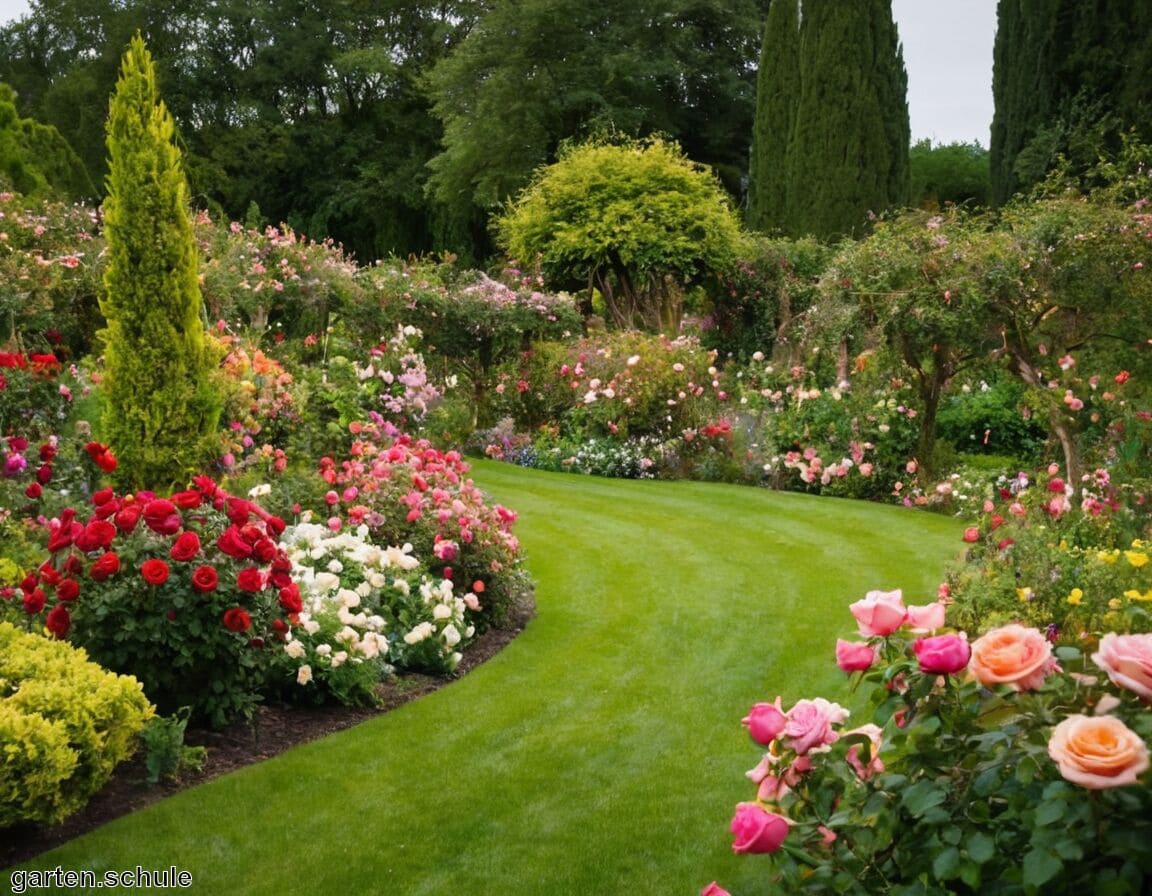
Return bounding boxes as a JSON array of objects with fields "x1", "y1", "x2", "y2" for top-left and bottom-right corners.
[
  {"x1": 99, "y1": 33, "x2": 222, "y2": 490},
  {"x1": 990, "y1": 0, "x2": 1152, "y2": 205},
  {"x1": 746, "y1": 0, "x2": 799, "y2": 232},
  {"x1": 780, "y1": 0, "x2": 909, "y2": 240}
]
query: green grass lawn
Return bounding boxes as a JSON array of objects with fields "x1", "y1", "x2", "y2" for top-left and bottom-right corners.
[{"x1": 6, "y1": 463, "x2": 962, "y2": 894}]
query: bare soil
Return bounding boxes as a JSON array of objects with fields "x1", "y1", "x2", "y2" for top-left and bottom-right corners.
[{"x1": 1, "y1": 601, "x2": 533, "y2": 870}]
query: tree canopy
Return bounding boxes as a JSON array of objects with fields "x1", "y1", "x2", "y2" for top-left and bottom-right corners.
[{"x1": 496, "y1": 137, "x2": 742, "y2": 332}]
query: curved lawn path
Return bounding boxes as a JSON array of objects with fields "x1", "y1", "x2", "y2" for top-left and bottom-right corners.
[{"x1": 10, "y1": 463, "x2": 962, "y2": 894}]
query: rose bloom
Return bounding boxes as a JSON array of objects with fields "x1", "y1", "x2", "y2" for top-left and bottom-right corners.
[
  {"x1": 1092, "y1": 633, "x2": 1152, "y2": 701},
  {"x1": 170, "y1": 531, "x2": 202, "y2": 562},
  {"x1": 701, "y1": 884, "x2": 732, "y2": 896},
  {"x1": 913, "y1": 633, "x2": 971, "y2": 674},
  {"x1": 191, "y1": 564, "x2": 219, "y2": 593},
  {"x1": 849, "y1": 589, "x2": 907, "y2": 637},
  {"x1": 905, "y1": 601, "x2": 947, "y2": 633},
  {"x1": 835, "y1": 639, "x2": 877, "y2": 672},
  {"x1": 46, "y1": 604, "x2": 71, "y2": 639},
  {"x1": 140, "y1": 558, "x2": 171, "y2": 586},
  {"x1": 969, "y1": 624, "x2": 1059, "y2": 691},
  {"x1": 783, "y1": 697, "x2": 850, "y2": 755},
  {"x1": 223, "y1": 607, "x2": 252, "y2": 633},
  {"x1": 1048, "y1": 714, "x2": 1150, "y2": 789},
  {"x1": 142, "y1": 498, "x2": 181, "y2": 535},
  {"x1": 236, "y1": 567, "x2": 265, "y2": 592},
  {"x1": 741, "y1": 697, "x2": 787, "y2": 745},
  {"x1": 55, "y1": 578, "x2": 80, "y2": 602},
  {"x1": 90, "y1": 551, "x2": 121, "y2": 581},
  {"x1": 730, "y1": 802, "x2": 790, "y2": 854}
]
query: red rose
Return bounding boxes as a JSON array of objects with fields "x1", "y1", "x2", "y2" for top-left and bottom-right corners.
[
  {"x1": 84, "y1": 441, "x2": 108, "y2": 460},
  {"x1": 24, "y1": 482, "x2": 42, "y2": 500},
  {"x1": 170, "y1": 531, "x2": 202, "y2": 562},
  {"x1": 114, "y1": 503, "x2": 142, "y2": 533},
  {"x1": 1115, "y1": 370, "x2": 1130, "y2": 385},
  {"x1": 38, "y1": 442, "x2": 57, "y2": 462},
  {"x1": 140, "y1": 558, "x2": 171, "y2": 586},
  {"x1": 191, "y1": 565, "x2": 219, "y2": 593},
  {"x1": 192, "y1": 475, "x2": 221, "y2": 500},
  {"x1": 92, "y1": 487, "x2": 116, "y2": 506},
  {"x1": 92, "y1": 499, "x2": 119, "y2": 520},
  {"x1": 90, "y1": 552, "x2": 121, "y2": 581},
  {"x1": 251, "y1": 538, "x2": 279, "y2": 564},
  {"x1": 20, "y1": 573, "x2": 39, "y2": 594},
  {"x1": 222, "y1": 607, "x2": 251, "y2": 632},
  {"x1": 74, "y1": 519, "x2": 117, "y2": 553},
  {"x1": 95, "y1": 452, "x2": 118, "y2": 473},
  {"x1": 45, "y1": 604, "x2": 71, "y2": 639},
  {"x1": 56, "y1": 578, "x2": 80, "y2": 602},
  {"x1": 7, "y1": 435, "x2": 28, "y2": 451},
  {"x1": 270, "y1": 570, "x2": 293, "y2": 589},
  {"x1": 171, "y1": 489, "x2": 203, "y2": 510},
  {"x1": 36, "y1": 464, "x2": 53, "y2": 485},
  {"x1": 47, "y1": 520, "x2": 83, "y2": 552},
  {"x1": 278, "y1": 583, "x2": 303, "y2": 614},
  {"x1": 264, "y1": 515, "x2": 287, "y2": 537},
  {"x1": 142, "y1": 499, "x2": 182, "y2": 535},
  {"x1": 225, "y1": 497, "x2": 252, "y2": 525},
  {"x1": 23, "y1": 589, "x2": 46, "y2": 614},
  {"x1": 37, "y1": 563, "x2": 62, "y2": 586},
  {"x1": 236, "y1": 568, "x2": 265, "y2": 592},
  {"x1": 217, "y1": 525, "x2": 254, "y2": 559}
]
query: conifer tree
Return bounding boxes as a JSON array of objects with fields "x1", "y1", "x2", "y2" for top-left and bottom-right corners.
[
  {"x1": 99, "y1": 34, "x2": 222, "y2": 490},
  {"x1": 990, "y1": 0, "x2": 1152, "y2": 204},
  {"x1": 747, "y1": 0, "x2": 800, "y2": 232},
  {"x1": 782, "y1": 0, "x2": 909, "y2": 239}
]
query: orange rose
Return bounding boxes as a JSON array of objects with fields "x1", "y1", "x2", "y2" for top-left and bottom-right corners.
[
  {"x1": 1048, "y1": 714, "x2": 1149, "y2": 789},
  {"x1": 968, "y1": 624, "x2": 1058, "y2": 691}
]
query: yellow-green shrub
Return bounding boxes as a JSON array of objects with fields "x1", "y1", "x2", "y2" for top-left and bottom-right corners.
[{"x1": 0, "y1": 622, "x2": 154, "y2": 826}]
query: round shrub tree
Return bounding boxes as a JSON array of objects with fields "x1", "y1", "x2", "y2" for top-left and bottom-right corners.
[{"x1": 496, "y1": 137, "x2": 741, "y2": 333}]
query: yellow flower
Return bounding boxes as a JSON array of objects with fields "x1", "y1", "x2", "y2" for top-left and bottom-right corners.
[
  {"x1": 1124, "y1": 551, "x2": 1149, "y2": 568},
  {"x1": 1066, "y1": 588, "x2": 1084, "y2": 606},
  {"x1": 1124, "y1": 589, "x2": 1152, "y2": 602},
  {"x1": 1097, "y1": 550, "x2": 1119, "y2": 564},
  {"x1": 1133, "y1": 539, "x2": 1147, "y2": 549},
  {"x1": 1058, "y1": 539, "x2": 1069, "y2": 551},
  {"x1": 1017, "y1": 587, "x2": 1034, "y2": 603},
  {"x1": 1109, "y1": 598, "x2": 1123, "y2": 610}
]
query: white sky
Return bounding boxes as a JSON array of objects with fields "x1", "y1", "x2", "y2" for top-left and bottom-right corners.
[{"x1": 0, "y1": 0, "x2": 998, "y2": 147}]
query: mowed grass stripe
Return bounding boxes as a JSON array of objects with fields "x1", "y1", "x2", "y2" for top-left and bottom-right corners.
[{"x1": 9, "y1": 463, "x2": 962, "y2": 895}]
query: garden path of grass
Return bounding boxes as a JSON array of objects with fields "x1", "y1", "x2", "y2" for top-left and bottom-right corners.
[{"x1": 7, "y1": 463, "x2": 962, "y2": 895}]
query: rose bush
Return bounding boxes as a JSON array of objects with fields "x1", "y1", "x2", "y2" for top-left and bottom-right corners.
[
  {"x1": 706, "y1": 589, "x2": 1152, "y2": 895},
  {"x1": 17, "y1": 476, "x2": 298, "y2": 727}
]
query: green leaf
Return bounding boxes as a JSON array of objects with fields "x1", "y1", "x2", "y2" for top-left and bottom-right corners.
[
  {"x1": 1022, "y1": 848, "x2": 1062, "y2": 888},
  {"x1": 966, "y1": 831, "x2": 996, "y2": 865},
  {"x1": 901, "y1": 779, "x2": 947, "y2": 818},
  {"x1": 933, "y1": 846, "x2": 961, "y2": 881},
  {"x1": 1054, "y1": 645, "x2": 1082, "y2": 662},
  {"x1": 1034, "y1": 798, "x2": 1066, "y2": 826}
]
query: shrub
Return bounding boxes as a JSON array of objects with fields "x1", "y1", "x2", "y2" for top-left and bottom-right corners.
[
  {"x1": 0, "y1": 621, "x2": 153, "y2": 826},
  {"x1": 21, "y1": 476, "x2": 298, "y2": 728},
  {"x1": 706, "y1": 589, "x2": 1152, "y2": 895}
]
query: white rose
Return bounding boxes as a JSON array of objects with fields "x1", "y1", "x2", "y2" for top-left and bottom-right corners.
[
  {"x1": 297, "y1": 665, "x2": 313, "y2": 685},
  {"x1": 442, "y1": 624, "x2": 461, "y2": 647},
  {"x1": 433, "y1": 603, "x2": 452, "y2": 620},
  {"x1": 331, "y1": 651, "x2": 348, "y2": 668},
  {"x1": 316, "y1": 643, "x2": 332, "y2": 657},
  {"x1": 285, "y1": 639, "x2": 306, "y2": 659}
]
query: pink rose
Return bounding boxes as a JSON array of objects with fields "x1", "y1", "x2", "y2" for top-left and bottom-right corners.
[
  {"x1": 783, "y1": 697, "x2": 849, "y2": 755},
  {"x1": 835, "y1": 639, "x2": 877, "y2": 672},
  {"x1": 1092, "y1": 633, "x2": 1152, "y2": 701},
  {"x1": 913, "y1": 633, "x2": 971, "y2": 674},
  {"x1": 701, "y1": 883, "x2": 732, "y2": 896},
  {"x1": 849, "y1": 589, "x2": 907, "y2": 637},
  {"x1": 730, "y1": 802, "x2": 790, "y2": 854},
  {"x1": 741, "y1": 697, "x2": 786, "y2": 745},
  {"x1": 844, "y1": 724, "x2": 885, "y2": 781},
  {"x1": 969, "y1": 624, "x2": 1059, "y2": 691},
  {"x1": 905, "y1": 601, "x2": 947, "y2": 633},
  {"x1": 962, "y1": 526, "x2": 980, "y2": 543},
  {"x1": 1048, "y1": 714, "x2": 1149, "y2": 789}
]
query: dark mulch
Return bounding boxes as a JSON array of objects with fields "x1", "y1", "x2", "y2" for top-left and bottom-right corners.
[{"x1": 1, "y1": 600, "x2": 534, "y2": 870}]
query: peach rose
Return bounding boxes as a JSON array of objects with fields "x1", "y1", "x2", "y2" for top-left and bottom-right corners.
[
  {"x1": 1092, "y1": 633, "x2": 1152, "y2": 701},
  {"x1": 968, "y1": 623, "x2": 1059, "y2": 691},
  {"x1": 1048, "y1": 714, "x2": 1149, "y2": 789}
]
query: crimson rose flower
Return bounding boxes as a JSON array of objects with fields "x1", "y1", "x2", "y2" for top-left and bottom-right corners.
[
  {"x1": 90, "y1": 551, "x2": 121, "y2": 581},
  {"x1": 170, "y1": 531, "x2": 202, "y2": 562},
  {"x1": 142, "y1": 499, "x2": 181, "y2": 535},
  {"x1": 278, "y1": 584, "x2": 303, "y2": 614},
  {"x1": 223, "y1": 607, "x2": 251, "y2": 632},
  {"x1": 171, "y1": 489, "x2": 203, "y2": 509},
  {"x1": 74, "y1": 519, "x2": 117, "y2": 553},
  {"x1": 46, "y1": 604, "x2": 71, "y2": 639},
  {"x1": 141, "y1": 558, "x2": 171, "y2": 586},
  {"x1": 23, "y1": 588, "x2": 46, "y2": 614},
  {"x1": 236, "y1": 568, "x2": 265, "y2": 592},
  {"x1": 114, "y1": 503, "x2": 142, "y2": 533},
  {"x1": 56, "y1": 578, "x2": 80, "y2": 602},
  {"x1": 191, "y1": 564, "x2": 219, "y2": 593},
  {"x1": 217, "y1": 525, "x2": 254, "y2": 559}
]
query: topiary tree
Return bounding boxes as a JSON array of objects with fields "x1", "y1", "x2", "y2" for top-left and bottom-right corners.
[
  {"x1": 496, "y1": 137, "x2": 741, "y2": 332},
  {"x1": 99, "y1": 34, "x2": 223, "y2": 490}
]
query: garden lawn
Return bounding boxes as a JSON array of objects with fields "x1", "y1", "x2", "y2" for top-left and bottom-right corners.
[{"x1": 6, "y1": 463, "x2": 962, "y2": 895}]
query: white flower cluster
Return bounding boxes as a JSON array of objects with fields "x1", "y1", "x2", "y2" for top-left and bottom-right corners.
[{"x1": 401, "y1": 578, "x2": 475, "y2": 670}]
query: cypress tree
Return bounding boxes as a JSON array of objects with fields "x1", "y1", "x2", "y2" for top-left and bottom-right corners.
[
  {"x1": 777, "y1": 0, "x2": 909, "y2": 240},
  {"x1": 747, "y1": 0, "x2": 800, "y2": 232},
  {"x1": 990, "y1": 0, "x2": 1152, "y2": 204},
  {"x1": 99, "y1": 34, "x2": 222, "y2": 490}
]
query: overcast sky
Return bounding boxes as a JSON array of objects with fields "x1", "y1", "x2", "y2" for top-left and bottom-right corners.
[{"x1": 0, "y1": 0, "x2": 999, "y2": 146}]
